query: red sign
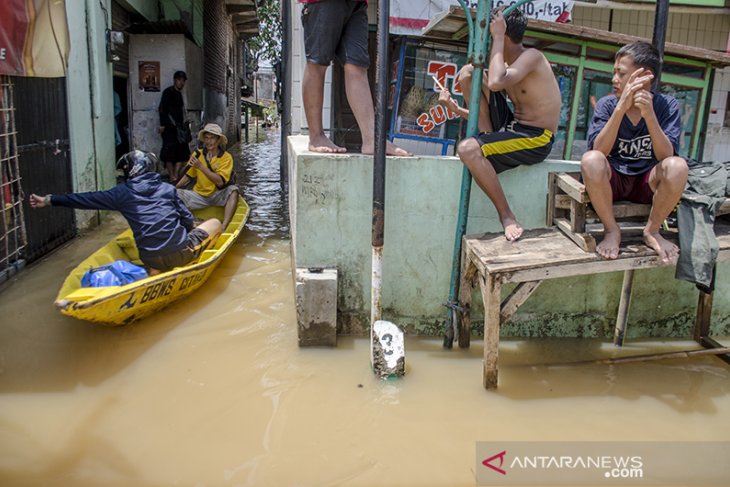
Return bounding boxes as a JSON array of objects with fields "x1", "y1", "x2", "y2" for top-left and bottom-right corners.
[{"x1": 0, "y1": 0, "x2": 69, "y2": 77}]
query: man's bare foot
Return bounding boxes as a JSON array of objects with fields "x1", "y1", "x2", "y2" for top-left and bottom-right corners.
[
  {"x1": 361, "y1": 141, "x2": 413, "y2": 157},
  {"x1": 596, "y1": 228, "x2": 621, "y2": 259},
  {"x1": 501, "y1": 216, "x2": 523, "y2": 241},
  {"x1": 308, "y1": 134, "x2": 346, "y2": 154},
  {"x1": 643, "y1": 230, "x2": 679, "y2": 264}
]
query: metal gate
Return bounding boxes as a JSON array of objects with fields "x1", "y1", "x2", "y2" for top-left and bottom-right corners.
[
  {"x1": 0, "y1": 76, "x2": 26, "y2": 281},
  {"x1": 13, "y1": 76, "x2": 75, "y2": 263}
]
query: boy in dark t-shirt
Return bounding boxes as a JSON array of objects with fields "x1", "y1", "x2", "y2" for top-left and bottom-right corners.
[{"x1": 581, "y1": 41, "x2": 688, "y2": 263}]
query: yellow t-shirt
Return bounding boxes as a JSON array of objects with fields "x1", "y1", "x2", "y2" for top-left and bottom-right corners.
[{"x1": 185, "y1": 149, "x2": 233, "y2": 197}]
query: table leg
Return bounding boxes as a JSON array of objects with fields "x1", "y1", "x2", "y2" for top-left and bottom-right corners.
[
  {"x1": 458, "y1": 252, "x2": 477, "y2": 349},
  {"x1": 694, "y1": 289, "x2": 714, "y2": 342},
  {"x1": 614, "y1": 269, "x2": 634, "y2": 346},
  {"x1": 481, "y1": 273, "x2": 501, "y2": 390}
]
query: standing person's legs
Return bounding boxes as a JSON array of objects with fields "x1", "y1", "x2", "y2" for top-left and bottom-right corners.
[
  {"x1": 645, "y1": 156, "x2": 688, "y2": 263},
  {"x1": 301, "y1": 0, "x2": 346, "y2": 153},
  {"x1": 343, "y1": 64, "x2": 411, "y2": 156},
  {"x1": 302, "y1": 63, "x2": 344, "y2": 153},
  {"x1": 581, "y1": 150, "x2": 621, "y2": 259},
  {"x1": 335, "y1": 1, "x2": 410, "y2": 156}
]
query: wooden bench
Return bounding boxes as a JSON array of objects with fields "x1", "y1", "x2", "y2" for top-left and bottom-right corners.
[
  {"x1": 457, "y1": 224, "x2": 730, "y2": 390},
  {"x1": 546, "y1": 172, "x2": 730, "y2": 252}
]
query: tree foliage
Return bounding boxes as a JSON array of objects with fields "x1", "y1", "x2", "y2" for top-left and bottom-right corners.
[{"x1": 247, "y1": 0, "x2": 282, "y2": 65}]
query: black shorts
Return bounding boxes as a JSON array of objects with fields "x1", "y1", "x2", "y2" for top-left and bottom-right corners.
[
  {"x1": 160, "y1": 141, "x2": 190, "y2": 164},
  {"x1": 140, "y1": 227, "x2": 213, "y2": 272},
  {"x1": 301, "y1": 0, "x2": 369, "y2": 68},
  {"x1": 473, "y1": 91, "x2": 554, "y2": 174}
]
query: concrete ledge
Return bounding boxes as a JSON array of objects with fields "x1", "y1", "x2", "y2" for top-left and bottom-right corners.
[
  {"x1": 296, "y1": 267, "x2": 337, "y2": 347},
  {"x1": 287, "y1": 135, "x2": 730, "y2": 338}
]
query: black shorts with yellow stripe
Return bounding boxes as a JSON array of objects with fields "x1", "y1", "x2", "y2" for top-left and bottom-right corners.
[{"x1": 474, "y1": 90, "x2": 554, "y2": 174}]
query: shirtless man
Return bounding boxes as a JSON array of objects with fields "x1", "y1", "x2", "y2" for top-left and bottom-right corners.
[
  {"x1": 300, "y1": 0, "x2": 411, "y2": 156},
  {"x1": 581, "y1": 41, "x2": 688, "y2": 263},
  {"x1": 440, "y1": 8, "x2": 560, "y2": 241}
]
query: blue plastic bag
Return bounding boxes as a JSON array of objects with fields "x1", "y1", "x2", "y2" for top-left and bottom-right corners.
[{"x1": 81, "y1": 260, "x2": 148, "y2": 287}]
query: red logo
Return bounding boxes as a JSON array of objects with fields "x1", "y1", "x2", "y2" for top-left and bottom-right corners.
[{"x1": 482, "y1": 450, "x2": 507, "y2": 475}]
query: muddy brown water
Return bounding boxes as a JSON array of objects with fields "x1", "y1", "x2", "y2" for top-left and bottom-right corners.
[{"x1": 1, "y1": 131, "x2": 729, "y2": 486}]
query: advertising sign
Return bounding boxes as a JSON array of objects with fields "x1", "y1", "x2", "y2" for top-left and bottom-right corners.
[
  {"x1": 390, "y1": 0, "x2": 574, "y2": 35},
  {"x1": 0, "y1": 0, "x2": 69, "y2": 77}
]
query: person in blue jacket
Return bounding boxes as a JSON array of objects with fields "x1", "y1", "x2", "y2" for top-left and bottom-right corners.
[
  {"x1": 581, "y1": 41, "x2": 688, "y2": 263},
  {"x1": 29, "y1": 150, "x2": 222, "y2": 274}
]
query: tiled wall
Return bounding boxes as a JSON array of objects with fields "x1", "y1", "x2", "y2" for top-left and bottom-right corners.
[{"x1": 573, "y1": 5, "x2": 730, "y2": 160}]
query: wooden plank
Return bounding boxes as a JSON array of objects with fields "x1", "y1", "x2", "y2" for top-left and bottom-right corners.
[
  {"x1": 613, "y1": 202, "x2": 652, "y2": 218},
  {"x1": 614, "y1": 269, "x2": 635, "y2": 346},
  {"x1": 554, "y1": 194, "x2": 572, "y2": 210},
  {"x1": 481, "y1": 273, "x2": 501, "y2": 390},
  {"x1": 500, "y1": 281, "x2": 542, "y2": 323},
  {"x1": 556, "y1": 173, "x2": 590, "y2": 203},
  {"x1": 546, "y1": 172, "x2": 558, "y2": 227},
  {"x1": 570, "y1": 199, "x2": 587, "y2": 233},
  {"x1": 556, "y1": 218, "x2": 597, "y2": 252},
  {"x1": 694, "y1": 289, "x2": 714, "y2": 341},
  {"x1": 458, "y1": 248, "x2": 477, "y2": 349}
]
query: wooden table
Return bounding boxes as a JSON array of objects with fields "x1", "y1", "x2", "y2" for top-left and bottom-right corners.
[{"x1": 457, "y1": 225, "x2": 730, "y2": 389}]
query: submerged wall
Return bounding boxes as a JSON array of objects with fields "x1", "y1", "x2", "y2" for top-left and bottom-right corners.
[{"x1": 287, "y1": 135, "x2": 730, "y2": 338}]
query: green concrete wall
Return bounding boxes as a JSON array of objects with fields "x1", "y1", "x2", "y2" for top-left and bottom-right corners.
[
  {"x1": 65, "y1": 0, "x2": 117, "y2": 229},
  {"x1": 287, "y1": 135, "x2": 730, "y2": 338}
]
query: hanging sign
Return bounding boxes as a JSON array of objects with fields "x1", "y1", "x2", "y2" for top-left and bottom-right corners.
[
  {"x1": 390, "y1": 0, "x2": 574, "y2": 36},
  {"x1": 0, "y1": 0, "x2": 69, "y2": 77}
]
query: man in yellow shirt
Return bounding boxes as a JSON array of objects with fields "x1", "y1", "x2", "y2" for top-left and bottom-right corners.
[{"x1": 176, "y1": 123, "x2": 239, "y2": 230}]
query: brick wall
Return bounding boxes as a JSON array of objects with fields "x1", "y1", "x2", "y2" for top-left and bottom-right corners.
[{"x1": 203, "y1": 0, "x2": 240, "y2": 143}]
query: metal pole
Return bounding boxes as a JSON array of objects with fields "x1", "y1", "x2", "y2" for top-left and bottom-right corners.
[
  {"x1": 444, "y1": 0, "x2": 536, "y2": 348},
  {"x1": 652, "y1": 0, "x2": 670, "y2": 90},
  {"x1": 444, "y1": 0, "x2": 492, "y2": 348},
  {"x1": 280, "y1": 0, "x2": 292, "y2": 184},
  {"x1": 371, "y1": 0, "x2": 390, "y2": 325}
]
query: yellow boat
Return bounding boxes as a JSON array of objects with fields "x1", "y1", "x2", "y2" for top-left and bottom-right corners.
[{"x1": 54, "y1": 196, "x2": 250, "y2": 326}]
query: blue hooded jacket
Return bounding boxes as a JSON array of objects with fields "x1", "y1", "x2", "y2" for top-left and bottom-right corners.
[{"x1": 51, "y1": 172, "x2": 194, "y2": 262}]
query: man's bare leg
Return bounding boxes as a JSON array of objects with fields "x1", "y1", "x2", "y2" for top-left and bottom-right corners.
[
  {"x1": 221, "y1": 191, "x2": 239, "y2": 231},
  {"x1": 457, "y1": 138, "x2": 522, "y2": 241},
  {"x1": 581, "y1": 150, "x2": 621, "y2": 259},
  {"x1": 456, "y1": 64, "x2": 493, "y2": 133},
  {"x1": 644, "y1": 156, "x2": 688, "y2": 263},
  {"x1": 343, "y1": 64, "x2": 412, "y2": 156},
  {"x1": 303, "y1": 62, "x2": 346, "y2": 153},
  {"x1": 197, "y1": 218, "x2": 223, "y2": 248}
]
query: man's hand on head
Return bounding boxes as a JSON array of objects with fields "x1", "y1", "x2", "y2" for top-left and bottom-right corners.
[
  {"x1": 617, "y1": 68, "x2": 654, "y2": 114},
  {"x1": 490, "y1": 9, "x2": 506, "y2": 38}
]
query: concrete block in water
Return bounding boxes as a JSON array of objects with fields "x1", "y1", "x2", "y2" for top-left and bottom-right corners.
[
  {"x1": 295, "y1": 267, "x2": 337, "y2": 347},
  {"x1": 371, "y1": 320, "x2": 405, "y2": 378}
]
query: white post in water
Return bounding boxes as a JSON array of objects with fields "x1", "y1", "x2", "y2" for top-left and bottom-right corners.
[
  {"x1": 369, "y1": 0, "x2": 405, "y2": 378},
  {"x1": 371, "y1": 320, "x2": 405, "y2": 378}
]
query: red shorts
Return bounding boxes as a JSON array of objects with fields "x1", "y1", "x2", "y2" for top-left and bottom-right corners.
[{"x1": 609, "y1": 166, "x2": 654, "y2": 204}]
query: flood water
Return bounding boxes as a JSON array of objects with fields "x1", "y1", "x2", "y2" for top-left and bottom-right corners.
[{"x1": 1, "y1": 130, "x2": 729, "y2": 486}]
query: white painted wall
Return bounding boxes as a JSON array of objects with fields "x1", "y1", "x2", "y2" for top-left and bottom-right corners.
[{"x1": 128, "y1": 34, "x2": 203, "y2": 156}]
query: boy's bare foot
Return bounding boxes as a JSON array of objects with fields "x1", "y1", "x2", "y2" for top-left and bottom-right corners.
[
  {"x1": 643, "y1": 230, "x2": 679, "y2": 264},
  {"x1": 501, "y1": 216, "x2": 523, "y2": 241},
  {"x1": 308, "y1": 134, "x2": 346, "y2": 154},
  {"x1": 361, "y1": 141, "x2": 413, "y2": 157},
  {"x1": 596, "y1": 228, "x2": 621, "y2": 259}
]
